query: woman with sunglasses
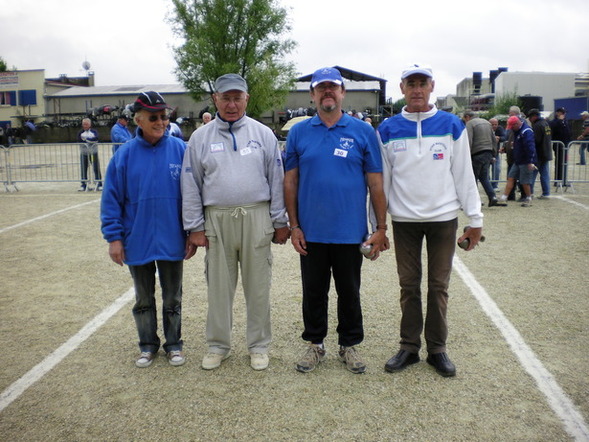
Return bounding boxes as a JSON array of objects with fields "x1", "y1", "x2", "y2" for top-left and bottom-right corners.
[{"x1": 101, "y1": 91, "x2": 196, "y2": 369}]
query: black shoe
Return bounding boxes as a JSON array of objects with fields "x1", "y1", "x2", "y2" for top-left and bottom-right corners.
[
  {"x1": 488, "y1": 198, "x2": 507, "y2": 207},
  {"x1": 384, "y1": 350, "x2": 419, "y2": 373},
  {"x1": 426, "y1": 352, "x2": 456, "y2": 377}
]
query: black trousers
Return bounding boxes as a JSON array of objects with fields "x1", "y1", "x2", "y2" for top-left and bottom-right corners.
[{"x1": 299, "y1": 243, "x2": 363, "y2": 347}]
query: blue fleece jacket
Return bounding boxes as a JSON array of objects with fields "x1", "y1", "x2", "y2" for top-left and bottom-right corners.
[
  {"x1": 512, "y1": 122, "x2": 537, "y2": 165},
  {"x1": 101, "y1": 129, "x2": 186, "y2": 265}
]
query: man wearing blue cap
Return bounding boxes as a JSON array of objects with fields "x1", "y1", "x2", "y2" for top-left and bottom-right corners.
[
  {"x1": 182, "y1": 73, "x2": 289, "y2": 371},
  {"x1": 284, "y1": 67, "x2": 389, "y2": 374},
  {"x1": 378, "y1": 64, "x2": 483, "y2": 377}
]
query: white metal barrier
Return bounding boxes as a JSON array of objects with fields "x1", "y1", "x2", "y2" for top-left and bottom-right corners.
[
  {"x1": 1, "y1": 143, "x2": 120, "y2": 192},
  {"x1": 563, "y1": 140, "x2": 589, "y2": 192},
  {"x1": 1, "y1": 141, "x2": 588, "y2": 192}
]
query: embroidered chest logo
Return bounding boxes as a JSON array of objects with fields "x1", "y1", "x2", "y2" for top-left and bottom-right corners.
[
  {"x1": 210, "y1": 142, "x2": 224, "y2": 153},
  {"x1": 392, "y1": 140, "x2": 407, "y2": 152},
  {"x1": 169, "y1": 163, "x2": 181, "y2": 180},
  {"x1": 339, "y1": 137, "x2": 354, "y2": 150},
  {"x1": 430, "y1": 142, "x2": 447, "y2": 160},
  {"x1": 334, "y1": 137, "x2": 354, "y2": 158},
  {"x1": 247, "y1": 140, "x2": 262, "y2": 150}
]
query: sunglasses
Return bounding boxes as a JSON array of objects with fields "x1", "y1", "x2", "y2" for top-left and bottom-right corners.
[{"x1": 148, "y1": 114, "x2": 170, "y2": 122}]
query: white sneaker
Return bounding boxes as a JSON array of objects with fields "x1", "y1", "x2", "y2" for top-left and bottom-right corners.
[
  {"x1": 250, "y1": 353, "x2": 269, "y2": 370},
  {"x1": 135, "y1": 351, "x2": 156, "y2": 368},
  {"x1": 202, "y1": 351, "x2": 231, "y2": 370},
  {"x1": 167, "y1": 350, "x2": 185, "y2": 367}
]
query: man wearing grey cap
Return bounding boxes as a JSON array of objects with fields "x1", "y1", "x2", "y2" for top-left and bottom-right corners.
[
  {"x1": 181, "y1": 73, "x2": 289, "y2": 371},
  {"x1": 377, "y1": 64, "x2": 483, "y2": 377}
]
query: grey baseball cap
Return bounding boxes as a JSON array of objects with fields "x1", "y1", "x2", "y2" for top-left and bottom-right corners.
[{"x1": 215, "y1": 74, "x2": 248, "y2": 93}]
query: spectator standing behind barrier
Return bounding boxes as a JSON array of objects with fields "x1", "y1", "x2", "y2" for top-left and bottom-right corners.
[
  {"x1": 284, "y1": 67, "x2": 389, "y2": 375},
  {"x1": 168, "y1": 120, "x2": 184, "y2": 140},
  {"x1": 24, "y1": 119, "x2": 36, "y2": 144},
  {"x1": 463, "y1": 110, "x2": 502, "y2": 207},
  {"x1": 77, "y1": 118, "x2": 102, "y2": 191},
  {"x1": 527, "y1": 109, "x2": 552, "y2": 198},
  {"x1": 6, "y1": 123, "x2": 15, "y2": 145},
  {"x1": 110, "y1": 114, "x2": 133, "y2": 154},
  {"x1": 377, "y1": 64, "x2": 483, "y2": 378},
  {"x1": 181, "y1": 74, "x2": 289, "y2": 372},
  {"x1": 550, "y1": 107, "x2": 571, "y2": 186},
  {"x1": 489, "y1": 118, "x2": 506, "y2": 190},
  {"x1": 576, "y1": 111, "x2": 589, "y2": 165},
  {"x1": 504, "y1": 106, "x2": 526, "y2": 201},
  {"x1": 101, "y1": 91, "x2": 194, "y2": 369},
  {"x1": 497, "y1": 116, "x2": 537, "y2": 207}
]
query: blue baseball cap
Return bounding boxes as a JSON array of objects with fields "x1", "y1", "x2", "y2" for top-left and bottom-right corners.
[{"x1": 310, "y1": 67, "x2": 344, "y2": 88}]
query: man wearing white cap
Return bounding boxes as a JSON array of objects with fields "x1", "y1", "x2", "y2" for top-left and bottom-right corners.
[
  {"x1": 284, "y1": 67, "x2": 389, "y2": 374},
  {"x1": 181, "y1": 73, "x2": 289, "y2": 371},
  {"x1": 377, "y1": 64, "x2": 483, "y2": 377}
]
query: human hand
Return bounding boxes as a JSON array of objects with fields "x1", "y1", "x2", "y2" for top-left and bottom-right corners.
[
  {"x1": 363, "y1": 230, "x2": 390, "y2": 261},
  {"x1": 108, "y1": 240, "x2": 125, "y2": 266},
  {"x1": 457, "y1": 226, "x2": 484, "y2": 251},
  {"x1": 189, "y1": 231, "x2": 208, "y2": 248},
  {"x1": 272, "y1": 226, "x2": 290, "y2": 245},
  {"x1": 290, "y1": 227, "x2": 307, "y2": 256},
  {"x1": 184, "y1": 237, "x2": 197, "y2": 260}
]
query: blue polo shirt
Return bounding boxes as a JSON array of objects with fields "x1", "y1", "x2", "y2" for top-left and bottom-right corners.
[{"x1": 285, "y1": 112, "x2": 382, "y2": 243}]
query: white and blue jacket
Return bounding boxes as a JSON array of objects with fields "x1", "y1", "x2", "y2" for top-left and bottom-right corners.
[{"x1": 377, "y1": 105, "x2": 483, "y2": 228}]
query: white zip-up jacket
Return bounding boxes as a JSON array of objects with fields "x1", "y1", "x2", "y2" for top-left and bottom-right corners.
[
  {"x1": 181, "y1": 113, "x2": 288, "y2": 232},
  {"x1": 377, "y1": 105, "x2": 483, "y2": 227}
]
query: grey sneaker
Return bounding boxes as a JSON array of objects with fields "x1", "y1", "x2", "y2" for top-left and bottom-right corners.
[
  {"x1": 250, "y1": 353, "x2": 269, "y2": 370},
  {"x1": 521, "y1": 196, "x2": 533, "y2": 207},
  {"x1": 338, "y1": 346, "x2": 366, "y2": 374},
  {"x1": 295, "y1": 344, "x2": 326, "y2": 373},
  {"x1": 167, "y1": 350, "x2": 185, "y2": 367},
  {"x1": 136, "y1": 351, "x2": 156, "y2": 368},
  {"x1": 202, "y1": 351, "x2": 231, "y2": 370}
]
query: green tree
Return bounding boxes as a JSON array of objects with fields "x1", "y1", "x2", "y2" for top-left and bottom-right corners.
[
  {"x1": 0, "y1": 57, "x2": 7, "y2": 72},
  {"x1": 169, "y1": 0, "x2": 297, "y2": 119}
]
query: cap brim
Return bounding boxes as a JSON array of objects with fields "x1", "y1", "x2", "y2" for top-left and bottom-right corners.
[
  {"x1": 311, "y1": 79, "x2": 343, "y2": 88},
  {"x1": 401, "y1": 69, "x2": 433, "y2": 79}
]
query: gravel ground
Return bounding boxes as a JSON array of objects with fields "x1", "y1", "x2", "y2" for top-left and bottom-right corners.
[{"x1": 0, "y1": 183, "x2": 587, "y2": 441}]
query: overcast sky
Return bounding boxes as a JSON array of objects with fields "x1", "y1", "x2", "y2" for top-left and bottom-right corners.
[{"x1": 1, "y1": 0, "x2": 587, "y2": 101}]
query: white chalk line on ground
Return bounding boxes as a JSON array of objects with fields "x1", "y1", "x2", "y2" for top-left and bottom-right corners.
[
  {"x1": 0, "y1": 199, "x2": 100, "y2": 235},
  {"x1": 454, "y1": 256, "x2": 589, "y2": 441},
  {"x1": 0, "y1": 288, "x2": 134, "y2": 413},
  {"x1": 552, "y1": 195, "x2": 589, "y2": 210}
]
